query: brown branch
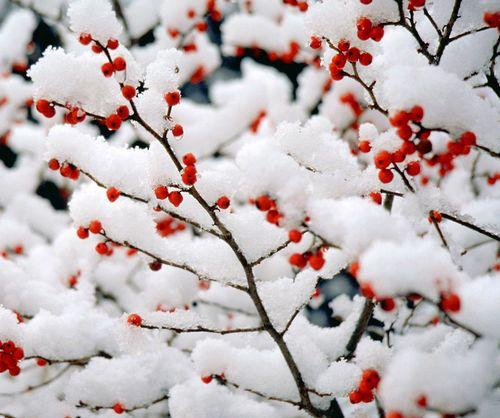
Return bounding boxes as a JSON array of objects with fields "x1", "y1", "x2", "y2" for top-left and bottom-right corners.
[
  {"x1": 249, "y1": 240, "x2": 292, "y2": 267},
  {"x1": 423, "y1": 7, "x2": 442, "y2": 37},
  {"x1": 448, "y1": 26, "x2": 491, "y2": 42},
  {"x1": 140, "y1": 324, "x2": 264, "y2": 335},
  {"x1": 0, "y1": 365, "x2": 72, "y2": 396},
  {"x1": 434, "y1": 0, "x2": 463, "y2": 64},
  {"x1": 440, "y1": 213, "x2": 500, "y2": 242},
  {"x1": 224, "y1": 380, "x2": 302, "y2": 407},
  {"x1": 341, "y1": 298, "x2": 375, "y2": 360},
  {"x1": 195, "y1": 300, "x2": 257, "y2": 317},
  {"x1": 78, "y1": 394, "x2": 168, "y2": 413},
  {"x1": 430, "y1": 215, "x2": 449, "y2": 249}
]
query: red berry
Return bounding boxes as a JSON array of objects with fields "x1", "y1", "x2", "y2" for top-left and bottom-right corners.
[
  {"x1": 91, "y1": 43, "x2": 103, "y2": 54},
  {"x1": 107, "y1": 187, "x2": 120, "y2": 202},
  {"x1": 165, "y1": 91, "x2": 181, "y2": 106},
  {"x1": 182, "y1": 153, "x2": 196, "y2": 165},
  {"x1": 359, "y1": 52, "x2": 372, "y2": 66},
  {"x1": 113, "y1": 57, "x2": 126, "y2": 71},
  {"x1": 362, "y1": 369, "x2": 380, "y2": 389},
  {"x1": 441, "y1": 293, "x2": 460, "y2": 312},
  {"x1": 289, "y1": 253, "x2": 307, "y2": 269},
  {"x1": 349, "y1": 390, "x2": 362, "y2": 404},
  {"x1": 309, "y1": 255, "x2": 325, "y2": 270},
  {"x1": 48, "y1": 159, "x2": 60, "y2": 170},
  {"x1": 359, "y1": 140, "x2": 371, "y2": 153},
  {"x1": 168, "y1": 191, "x2": 183, "y2": 207},
  {"x1": 121, "y1": 85, "x2": 136, "y2": 100},
  {"x1": 79, "y1": 33, "x2": 92, "y2": 45},
  {"x1": 415, "y1": 395, "x2": 427, "y2": 408},
  {"x1": 36, "y1": 99, "x2": 53, "y2": 116},
  {"x1": 77, "y1": 226, "x2": 89, "y2": 239},
  {"x1": 107, "y1": 38, "x2": 119, "y2": 49},
  {"x1": 255, "y1": 195, "x2": 272, "y2": 211},
  {"x1": 331, "y1": 53, "x2": 347, "y2": 69},
  {"x1": 113, "y1": 403, "x2": 125, "y2": 414},
  {"x1": 36, "y1": 358, "x2": 47, "y2": 367},
  {"x1": 369, "y1": 192, "x2": 382, "y2": 205},
  {"x1": 410, "y1": 105, "x2": 424, "y2": 122},
  {"x1": 360, "y1": 388, "x2": 374, "y2": 403},
  {"x1": 378, "y1": 169, "x2": 394, "y2": 183},
  {"x1": 386, "y1": 412, "x2": 404, "y2": 418},
  {"x1": 370, "y1": 26, "x2": 384, "y2": 41},
  {"x1": 360, "y1": 0, "x2": 372, "y2": 4},
  {"x1": 127, "y1": 313, "x2": 142, "y2": 326},
  {"x1": 217, "y1": 196, "x2": 230, "y2": 209},
  {"x1": 149, "y1": 261, "x2": 162, "y2": 271},
  {"x1": 401, "y1": 141, "x2": 416, "y2": 155},
  {"x1": 460, "y1": 131, "x2": 476, "y2": 146},
  {"x1": 12, "y1": 347, "x2": 24, "y2": 360},
  {"x1": 172, "y1": 124, "x2": 184, "y2": 137},
  {"x1": 309, "y1": 36, "x2": 322, "y2": 49},
  {"x1": 116, "y1": 105, "x2": 129, "y2": 120},
  {"x1": 346, "y1": 47, "x2": 360, "y2": 62},
  {"x1": 338, "y1": 40, "x2": 350, "y2": 52},
  {"x1": 397, "y1": 125, "x2": 413, "y2": 140},
  {"x1": 288, "y1": 229, "x2": 302, "y2": 243},
  {"x1": 101, "y1": 62, "x2": 114, "y2": 77},
  {"x1": 374, "y1": 151, "x2": 392, "y2": 169},
  {"x1": 391, "y1": 150, "x2": 405, "y2": 163},
  {"x1": 430, "y1": 210, "x2": 442, "y2": 222},
  {"x1": 380, "y1": 297, "x2": 396, "y2": 311},
  {"x1": 201, "y1": 375, "x2": 212, "y2": 384},
  {"x1": 95, "y1": 242, "x2": 109, "y2": 255},
  {"x1": 155, "y1": 185, "x2": 168, "y2": 200},
  {"x1": 390, "y1": 111, "x2": 410, "y2": 127},
  {"x1": 417, "y1": 139, "x2": 432, "y2": 154},
  {"x1": 196, "y1": 21, "x2": 208, "y2": 32},
  {"x1": 8, "y1": 366, "x2": 20, "y2": 376},
  {"x1": 88, "y1": 220, "x2": 102, "y2": 234},
  {"x1": 106, "y1": 114, "x2": 122, "y2": 131},
  {"x1": 406, "y1": 161, "x2": 421, "y2": 176}
]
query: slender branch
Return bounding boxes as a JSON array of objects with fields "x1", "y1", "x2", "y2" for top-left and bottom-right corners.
[
  {"x1": 440, "y1": 213, "x2": 500, "y2": 242},
  {"x1": 341, "y1": 298, "x2": 375, "y2": 360},
  {"x1": 24, "y1": 352, "x2": 111, "y2": 366},
  {"x1": 430, "y1": 215, "x2": 449, "y2": 249},
  {"x1": 423, "y1": 7, "x2": 442, "y2": 37},
  {"x1": 434, "y1": 0, "x2": 463, "y2": 64},
  {"x1": 140, "y1": 324, "x2": 264, "y2": 335},
  {"x1": 224, "y1": 380, "x2": 302, "y2": 407},
  {"x1": 249, "y1": 240, "x2": 292, "y2": 267},
  {"x1": 195, "y1": 300, "x2": 257, "y2": 317},
  {"x1": 448, "y1": 26, "x2": 490, "y2": 42},
  {"x1": 78, "y1": 394, "x2": 168, "y2": 413},
  {"x1": 0, "y1": 365, "x2": 72, "y2": 396}
]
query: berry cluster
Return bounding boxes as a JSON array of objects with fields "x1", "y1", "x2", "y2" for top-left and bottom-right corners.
[
  {"x1": 348, "y1": 369, "x2": 380, "y2": 404},
  {"x1": 329, "y1": 39, "x2": 375, "y2": 81},
  {"x1": 251, "y1": 194, "x2": 283, "y2": 226},
  {"x1": 0, "y1": 340, "x2": 24, "y2": 376},
  {"x1": 484, "y1": 11, "x2": 500, "y2": 29},
  {"x1": 48, "y1": 159, "x2": 81, "y2": 181},
  {"x1": 156, "y1": 216, "x2": 186, "y2": 237},
  {"x1": 356, "y1": 17, "x2": 384, "y2": 43},
  {"x1": 289, "y1": 247, "x2": 326, "y2": 271}
]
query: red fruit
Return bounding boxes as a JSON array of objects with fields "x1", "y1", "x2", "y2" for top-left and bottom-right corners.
[
  {"x1": 101, "y1": 62, "x2": 114, "y2": 77},
  {"x1": 127, "y1": 313, "x2": 142, "y2": 326},
  {"x1": 391, "y1": 150, "x2": 405, "y2": 163},
  {"x1": 390, "y1": 111, "x2": 410, "y2": 127},
  {"x1": 217, "y1": 196, "x2": 230, "y2": 209},
  {"x1": 8, "y1": 366, "x2": 20, "y2": 376},
  {"x1": 106, "y1": 114, "x2": 122, "y2": 131},
  {"x1": 36, "y1": 358, "x2": 47, "y2": 367},
  {"x1": 441, "y1": 293, "x2": 460, "y2": 312},
  {"x1": 360, "y1": 0, "x2": 372, "y2": 4},
  {"x1": 329, "y1": 64, "x2": 344, "y2": 81},
  {"x1": 88, "y1": 220, "x2": 102, "y2": 234},
  {"x1": 374, "y1": 151, "x2": 392, "y2": 169},
  {"x1": 107, "y1": 187, "x2": 120, "y2": 202},
  {"x1": 410, "y1": 105, "x2": 424, "y2": 122},
  {"x1": 309, "y1": 255, "x2": 325, "y2": 270},
  {"x1": 201, "y1": 375, "x2": 212, "y2": 384},
  {"x1": 338, "y1": 40, "x2": 350, "y2": 52},
  {"x1": 332, "y1": 53, "x2": 347, "y2": 69},
  {"x1": 349, "y1": 390, "x2": 362, "y2": 404},
  {"x1": 12, "y1": 347, "x2": 24, "y2": 360},
  {"x1": 380, "y1": 297, "x2": 396, "y2": 311},
  {"x1": 168, "y1": 191, "x2": 183, "y2": 207},
  {"x1": 77, "y1": 227, "x2": 89, "y2": 239},
  {"x1": 187, "y1": 8, "x2": 196, "y2": 18},
  {"x1": 406, "y1": 161, "x2": 421, "y2": 176},
  {"x1": 309, "y1": 36, "x2": 322, "y2": 49},
  {"x1": 362, "y1": 369, "x2": 380, "y2": 389},
  {"x1": 91, "y1": 43, "x2": 103, "y2": 53},
  {"x1": 289, "y1": 253, "x2": 307, "y2": 269},
  {"x1": 359, "y1": 52, "x2": 372, "y2": 66},
  {"x1": 79, "y1": 33, "x2": 92, "y2": 45},
  {"x1": 183, "y1": 153, "x2": 196, "y2": 165},
  {"x1": 288, "y1": 229, "x2": 302, "y2": 243},
  {"x1": 357, "y1": 17, "x2": 373, "y2": 33},
  {"x1": 346, "y1": 47, "x2": 360, "y2": 62},
  {"x1": 397, "y1": 125, "x2": 413, "y2": 140},
  {"x1": 190, "y1": 66, "x2": 206, "y2": 84},
  {"x1": 370, "y1": 26, "x2": 384, "y2": 42},
  {"x1": 113, "y1": 57, "x2": 126, "y2": 71},
  {"x1": 116, "y1": 105, "x2": 129, "y2": 120},
  {"x1": 36, "y1": 99, "x2": 53, "y2": 116},
  {"x1": 165, "y1": 91, "x2": 181, "y2": 106},
  {"x1": 155, "y1": 185, "x2": 168, "y2": 200},
  {"x1": 401, "y1": 141, "x2": 416, "y2": 155},
  {"x1": 113, "y1": 403, "x2": 125, "y2": 414},
  {"x1": 256, "y1": 195, "x2": 272, "y2": 211},
  {"x1": 430, "y1": 210, "x2": 442, "y2": 222},
  {"x1": 48, "y1": 159, "x2": 60, "y2": 170},
  {"x1": 415, "y1": 395, "x2": 427, "y2": 408},
  {"x1": 460, "y1": 131, "x2": 476, "y2": 146},
  {"x1": 196, "y1": 21, "x2": 208, "y2": 32},
  {"x1": 369, "y1": 192, "x2": 382, "y2": 205},
  {"x1": 121, "y1": 85, "x2": 136, "y2": 100},
  {"x1": 107, "y1": 38, "x2": 119, "y2": 49},
  {"x1": 386, "y1": 412, "x2": 404, "y2": 418},
  {"x1": 95, "y1": 242, "x2": 109, "y2": 255},
  {"x1": 484, "y1": 12, "x2": 500, "y2": 28},
  {"x1": 378, "y1": 169, "x2": 394, "y2": 183},
  {"x1": 172, "y1": 124, "x2": 184, "y2": 137},
  {"x1": 360, "y1": 388, "x2": 374, "y2": 403},
  {"x1": 266, "y1": 209, "x2": 281, "y2": 225},
  {"x1": 417, "y1": 139, "x2": 433, "y2": 154},
  {"x1": 358, "y1": 140, "x2": 371, "y2": 153}
]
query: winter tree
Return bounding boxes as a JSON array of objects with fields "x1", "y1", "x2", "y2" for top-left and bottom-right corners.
[{"x1": 0, "y1": 0, "x2": 499, "y2": 417}]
